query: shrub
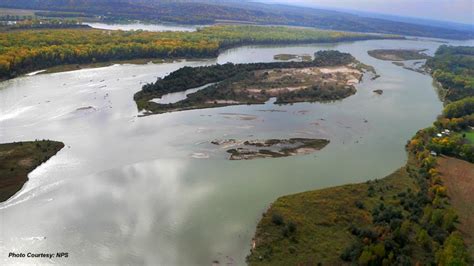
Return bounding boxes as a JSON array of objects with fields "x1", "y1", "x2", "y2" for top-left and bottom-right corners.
[
  {"x1": 341, "y1": 242, "x2": 363, "y2": 262},
  {"x1": 287, "y1": 221, "x2": 297, "y2": 233},
  {"x1": 271, "y1": 213, "x2": 284, "y2": 226},
  {"x1": 436, "y1": 232, "x2": 470, "y2": 265},
  {"x1": 355, "y1": 200, "x2": 365, "y2": 209}
]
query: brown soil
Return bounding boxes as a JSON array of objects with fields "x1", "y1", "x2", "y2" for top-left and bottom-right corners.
[{"x1": 437, "y1": 156, "x2": 474, "y2": 256}]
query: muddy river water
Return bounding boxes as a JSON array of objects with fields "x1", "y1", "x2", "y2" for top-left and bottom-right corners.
[{"x1": 1, "y1": 37, "x2": 473, "y2": 265}]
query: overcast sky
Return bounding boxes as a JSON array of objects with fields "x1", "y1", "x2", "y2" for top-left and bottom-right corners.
[{"x1": 259, "y1": 0, "x2": 474, "y2": 24}]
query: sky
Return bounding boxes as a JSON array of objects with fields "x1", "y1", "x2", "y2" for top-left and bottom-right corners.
[{"x1": 258, "y1": 0, "x2": 474, "y2": 24}]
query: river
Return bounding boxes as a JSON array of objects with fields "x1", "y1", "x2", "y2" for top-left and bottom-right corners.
[
  {"x1": 85, "y1": 22, "x2": 199, "y2": 32},
  {"x1": 0, "y1": 37, "x2": 473, "y2": 265}
]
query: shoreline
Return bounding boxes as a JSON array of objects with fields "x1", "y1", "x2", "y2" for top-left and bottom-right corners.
[
  {"x1": 247, "y1": 45, "x2": 474, "y2": 265},
  {"x1": 0, "y1": 29, "x2": 401, "y2": 82},
  {"x1": 0, "y1": 140, "x2": 64, "y2": 203}
]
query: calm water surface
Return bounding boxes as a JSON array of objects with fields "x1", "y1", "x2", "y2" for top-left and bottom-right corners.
[
  {"x1": 1, "y1": 38, "x2": 473, "y2": 265},
  {"x1": 85, "y1": 22, "x2": 198, "y2": 32}
]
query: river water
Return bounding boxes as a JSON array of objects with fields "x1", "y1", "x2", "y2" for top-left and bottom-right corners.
[
  {"x1": 0, "y1": 38, "x2": 472, "y2": 265},
  {"x1": 85, "y1": 22, "x2": 198, "y2": 32}
]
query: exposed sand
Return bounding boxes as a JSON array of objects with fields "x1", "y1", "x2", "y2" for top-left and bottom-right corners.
[
  {"x1": 206, "y1": 100, "x2": 241, "y2": 104},
  {"x1": 18, "y1": 158, "x2": 34, "y2": 168},
  {"x1": 212, "y1": 138, "x2": 329, "y2": 160},
  {"x1": 246, "y1": 86, "x2": 306, "y2": 95},
  {"x1": 318, "y1": 66, "x2": 360, "y2": 74}
]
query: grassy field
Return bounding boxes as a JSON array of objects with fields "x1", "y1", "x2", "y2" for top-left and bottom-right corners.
[
  {"x1": 437, "y1": 156, "x2": 474, "y2": 256},
  {"x1": 0, "y1": 140, "x2": 64, "y2": 202},
  {"x1": 463, "y1": 130, "x2": 474, "y2": 143},
  {"x1": 247, "y1": 167, "x2": 420, "y2": 265},
  {"x1": 0, "y1": 8, "x2": 35, "y2": 17}
]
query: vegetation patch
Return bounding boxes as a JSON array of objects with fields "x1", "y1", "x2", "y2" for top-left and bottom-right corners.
[
  {"x1": 368, "y1": 49, "x2": 430, "y2": 61},
  {"x1": 247, "y1": 167, "x2": 422, "y2": 265},
  {"x1": 248, "y1": 152, "x2": 471, "y2": 265},
  {"x1": 0, "y1": 25, "x2": 394, "y2": 80},
  {"x1": 426, "y1": 46, "x2": 474, "y2": 102},
  {"x1": 0, "y1": 140, "x2": 64, "y2": 202},
  {"x1": 0, "y1": 1, "x2": 470, "y2": 40},
  {"x1": 212, "y1": 138, "x2": 329, "y2": 160},
  {"x1": 135, "y1": 50, "x2": 373, "y2": 114},
  {"x1": 437, "y1": 156, "x2": 474, "y2": 256},
  {"x1": 462, "y1": 130, "x2": 474, "y2": 143},
  {"x1": 248, "y1": 45, "x2": 474, "y2": 266},
  {"x1": 273, "y1": 54, "x2": 312, "y2": 62},
  {"x1": 0, "y1": 18, "x2": 89, "y2": 31}
]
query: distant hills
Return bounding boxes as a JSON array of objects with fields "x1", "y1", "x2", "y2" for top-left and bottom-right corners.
[{"x1": 1, "y1": 0, "x2": 473, "y2": 40}]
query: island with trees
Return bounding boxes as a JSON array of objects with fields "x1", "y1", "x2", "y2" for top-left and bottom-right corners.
[
  {"x1": 247, "y1": 46, "x2": 474, "y2": 265},
  {"x1": 368, "y1": 49, "x2": 430, "y2": 61},
  {"x1": 135, "y1": 50, "x2": 374, "y2": 114},
  {"x1": 368, "y1": 49, "x2": 432, "y2": 74},
  {"x1": 0, "y1": 140, "x2": 64, "y2": 202}
]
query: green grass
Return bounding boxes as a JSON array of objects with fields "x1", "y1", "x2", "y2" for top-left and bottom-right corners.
[
  {"x1": 463, "y1": 130, "x2": 474, "y2": 143},
  {"x1": 247, "y1": 167, "x2": 419, "y2": 265},
  {"x1": 0, "y1": 140, "x2": 64, "y2": 202},
  {"x1": 0, "y1": 8, "x2": 35, "y2": 17}
]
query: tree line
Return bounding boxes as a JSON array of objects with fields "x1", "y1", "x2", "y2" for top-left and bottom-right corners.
[
  {"x1": 426, "y1": 45, "x2": 474, "y2": 102},
  {"x1": 1, "y1": 0, "x2": 472, "y2": 40},
  {"x1": 339, "y1": 45, "x2": 474, "y2": 265},
  {"x1": 0, "y1": 25, "x2": 395, "y2": 80}
]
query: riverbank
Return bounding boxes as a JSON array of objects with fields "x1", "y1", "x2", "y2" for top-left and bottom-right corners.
[
  {"x1": 0, "y1": 25, "x2": 401, "y2": 81},
  {"x1": 0, "y1": 140, "x2": 64, "y2": 202},
  {"x1": 247, "y1": 167, "x2": 418, "y2": 265},
  {"x1": 40, "y1": 58, "x2": 186, "y2": 75},
  {"x1": 248, "y1": 45, "x2": 474, "y2": 265},
  {"x1": 0, "y1": 38, "x2": 460, "y2": 265},
  {"x1": 367, "y1": 49, "x2": 430, "y2": 61}
]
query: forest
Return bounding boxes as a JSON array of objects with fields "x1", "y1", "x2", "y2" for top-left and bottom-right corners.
[
  {"x1": 247, "y1": 46, "x2": 474, "y2": 266},
  {"x1": 340, "y1": 45, "x2": 474, "y2": 264},
  {"x1": 417, "y1": 46, "x2": 474, "y2": 162},
  {"x1": 0, "y1": 25, "x2": 394, "y2": 80},
  {"x1": 0, "y1": 0, "x2": 472, "y2": 40},
  {"x1": 138, "y1": 51, "x2": 354, "y2": 97},
  {"x1": 427, "y1": 45, "x2": 474, "y2": 102},
  {"x1": 0, "y1": 18, "x2": 88, "y2": 31}
]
